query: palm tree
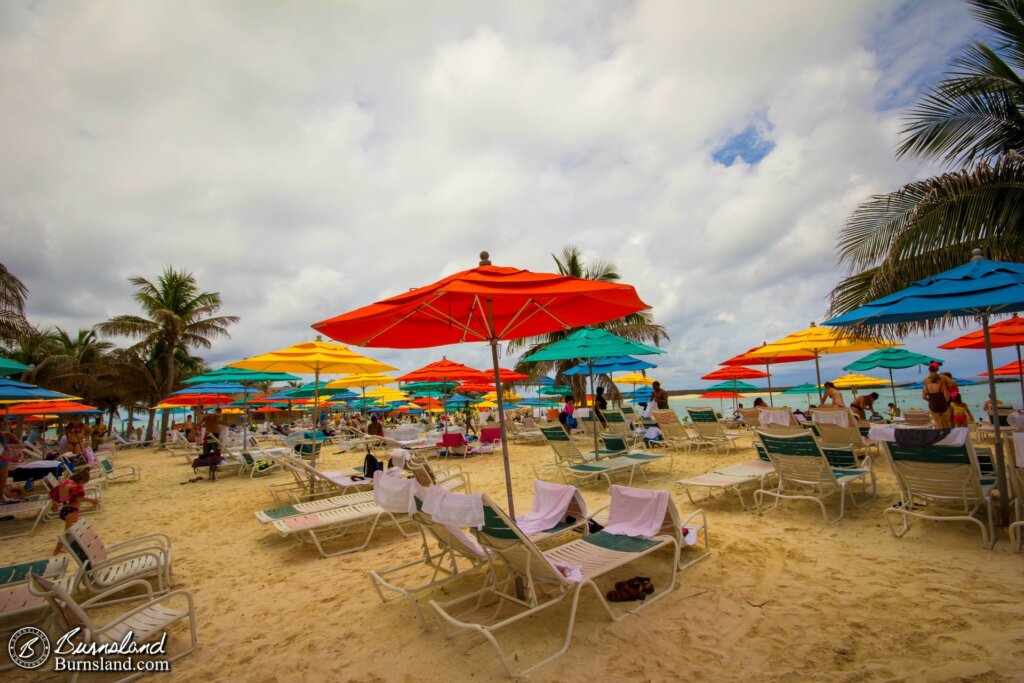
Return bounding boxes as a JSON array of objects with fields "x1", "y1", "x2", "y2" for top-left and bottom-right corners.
[
  {"x1": 0, "y1": 263, "x2": 28, "y2": 342},
  {"x1": 828, "y1": 0, "x2": 1024, "y2": 333},
  {"x1": 42, "y1": 328, "x2": 114, "y2": 402},
  {"x1": 509, "y1": 246, "x2": 667, "y2": 403},
  {"x1": 99, "y1": 268, "x2": 238, "y2": 441}
]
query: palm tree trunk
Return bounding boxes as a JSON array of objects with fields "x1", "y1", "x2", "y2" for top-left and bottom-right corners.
[
  {"x1": 146, "y1": 408, "x2": 156, "y2": 442},
  {"x1": 159, "y1": 350, "x2": 175, "y2": 444}
]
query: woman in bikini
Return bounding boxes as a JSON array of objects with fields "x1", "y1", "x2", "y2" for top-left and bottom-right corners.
[
  {"x1": 65, "y1": 416, "x2": 86, "y2": 455},
  {"x1": 922, "y1": 362, "x2": 951, "y2": 428},
  {"x1": 51, "y1": 469, "x2": 100, "y2": 554}
]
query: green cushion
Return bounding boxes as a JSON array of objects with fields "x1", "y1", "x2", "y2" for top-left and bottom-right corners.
[
  {"x1": 260, "y1": 505, "x2": 300, "y2": 520},
  {"x1": 688, "y1": 410, "x2": 717, "y2": 423},
  {"x1": 481, "y1": 505, "x2": 519, "y2": 540},
  {"x1": 0, "y1": 560, "x2": 51, "y2": 586},
  {"x1": 889, "y1": 444, "x2": 970, "y2": 464},
  {"x1": 583, "y1": 531, "x2": 660, "y2": 552},
  {"x1": 759, "y1": 433, "x2": 819, "y2": 456},
  {"x1": 832, "y1": 469, "x2": 866, "y2": 478},
  {"x1": 625, "y1": 453, "x2": 663, "y2": 462}
]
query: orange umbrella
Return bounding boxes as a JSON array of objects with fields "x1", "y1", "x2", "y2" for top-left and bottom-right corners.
[
  {"x1": 454, "y1": 382, "x2": 496, "y2": 394},
  {"x1": 701, "y1": 366, "x2": 769, "y2": 381},
  {"x1": 159, "y1": 394, "x2": 236, "y2": 407},
  {"x1": 941, "y1": 316, "x2": 1024, "y2": 406},
  {"x1": 720, "y1": 344, "x2": 815, "y2": 406},
  {"x1": 398, "y1": 359, "x2": 489, "y2": 384},
  {"x1": 313, "y1": 251, "x2": 651, "y2": 518},
  {"x1": 5, "y1": 400, "x2": 99, "y2": 414}
]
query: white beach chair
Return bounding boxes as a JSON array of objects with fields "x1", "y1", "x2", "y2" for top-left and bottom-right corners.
[{"x1": 59, "y1": 520, "x2": 174, "y2": 604}]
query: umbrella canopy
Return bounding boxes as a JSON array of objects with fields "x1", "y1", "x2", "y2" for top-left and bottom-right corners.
[
  {"x1": 614, "y1": 372, "x2": 656, "y2": 385},
  {"x1": 749, "y1": 323, "x2": 897, "y2": 402},
  {"x1": 231, "y1": 340, "x2": 394, "y2": 463},
  {"x1": 397, "y1": 359, "x2": 490, "y2": 384},
  {"x1": 825, "y1": 251, "x2": 1024, "y2": 523},
  {"x1": 324, "y1": 373, "x2": 396, "y2": 390},
  {"x1": 701, "y1": 366, "x2": 769, "y2": 381},
  {"x1": 445, "y1": 395, "x2": 478, "y2": 406},
  {"x1": 532, "y1": 376, "x2": 556, "y2": 387},
  {"x1": 493, "y1": 368, "x2": 530, "y2": 384},
  {"x1": 0, "y1": 378, "x2": 75, "y2": 404},
  {"x1": 623, "y1": 386, "x2": 654, "y2": 401},
  {"x1": 314, "y1": 252, "x2": 652, "y2": 519},
  {"x1": 159, "y1": 394, "x2": 237, "y2": 407},
  {"x1": 401, "y1": 381, "x2": 459, "y2": 392},
  {"x1": 781, "y1": 383, "x2": 820, "y2": 400},
  {"x1": 564, "y1": 356, "x2": 657, "y2": 375},
  {"x1": 476, "y1": 400, "x2": 498, "y2": 409},
  {"x1": 720, "y1": 344, "x2": 816, "y2": 405},
  {"x1": 172, "y1": 383, "x2": 261, "y2": 396},
  {"x1": 524, "y1": 328, "x2": 665, "y2": 455},
  {"x1": 4, "y1": 400, "x2": 99, "y2": 415},
  {"x1": 0, "y1": 357, "x2": 31, "y2": 377},
  {"x1": 182, "y1": 367, "x2": 300, "y2": 384},
  {"x1": 941, "y1": 316, "x2": 1024, "y2": 407},
  {"x1": 453, "y1": 382, "x2": 495, "y2": 394},
  {"x1": 706, "y1": 380, "x2": 761, "y2": 393},
  {"x1": 842, "y1": 347, "x2": 941, "y2": 404},
  {"x1": 483, "y1": 391, "x2": 522, "y2": 402},
  {"x1": 517, "y1": 397, "x2": 558, "y2": 407},
  {"x1": 829, "y1": 373, "x2": 891, "y2": 389},
  {"x1": 984, "y1": 360, "x2": 1024, "y2": 377},
  {"x1": 700, "y1": 391, "x2": 743, "y2": 399},
  {"x1": 538, "y1": 385, "x2": 573, "y2": 396}
]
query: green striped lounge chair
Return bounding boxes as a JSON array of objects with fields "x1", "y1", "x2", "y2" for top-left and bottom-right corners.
[
  {"x1": 0, "y1": 556, "x2": 71, "y2": 629},
  {"x1": 753, "y1": 430, "x2": 873, "y2": 524},
  {"x1": 428, "y1": 491, "x2": 681, "y2": 678},
  {"x1": 881, "y1": 438, "x2": 996, "y2": 548},
  {"x1": 1007, "y1": 436, "x2": 1024, "y2": 552},
  {"x1": 650, "y1": 409, "x2": 695, "y2": 452},
  {"x1": 603, "y1": 409, "x2": 641, "y2": 445},
  {"x1": 538, "y1": 425, "x2": 622, "y2": 465},
  {"x1": 686, "y1": 407, "x2": 741, "y2": 453},
  {"x1": 676, "y1": 441, "x2": 776, "y2": 509}
]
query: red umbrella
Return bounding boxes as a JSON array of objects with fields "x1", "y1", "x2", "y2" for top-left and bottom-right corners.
[
  {"x1": 984, "y1": 360, "x2": 1024, "y2": 376},
  {"x1": 941, "y1": 316, "x2": 1024, "y2": 407},
  {"x1": 313, "y1": 251, "x2": 651, "y2": 517},
  {"x1": 720, "y1": 344, "x2": 814, "y2": 406},
  {"x1": 5, "y1": 400, "x2": 99, "y2": 414},
  {"x1": 160, "y1": 394, "x2": 236, "y2": 407},
  {"x1": 454, "y1": 382, "x2": 496, "y2": 394},
  {"x1": 397, "y1": 359, "x2": 490, "y2": 383},
  {"x1": 493, "y1": 368, "x2": 530, "y2": 383},
  {"x1": 701, "y1": 366, "x2": 769, "y2": 381}
]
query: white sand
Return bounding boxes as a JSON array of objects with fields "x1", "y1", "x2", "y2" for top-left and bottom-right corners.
[{"x1": 3, "y1": 435, "x2": 1023, "y2": 681}]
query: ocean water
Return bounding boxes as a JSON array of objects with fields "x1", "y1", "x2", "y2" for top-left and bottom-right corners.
[{"x1": 666, "y1": 381, "x2": 1024, "y2": 423}]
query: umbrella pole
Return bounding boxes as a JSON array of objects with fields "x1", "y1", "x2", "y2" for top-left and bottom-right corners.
[
  {"x1": 815, "y1": 353, "x2": 823, "y2": 404},
  {"x1": 982, "y1": 315, "x2": 1010, "y2": 525},
  {"x1": 889, "y1": 368, "x2": 898, "y2": 409},
  {"x1": 765, "y1": 362, "x2": 774, "y2": 406},
  {"x1": 311, "y1": 366, "x2": 321, "y2": 473},
  {"x1": 484, "y1": 302, "x2": 516, "y2": 520},
  {"x1": 590, "y1": 362, "x2": 600, "y2": 457},
  {"x1": 1017, "y1": 343, "x2": 1024, "y2": 408}
]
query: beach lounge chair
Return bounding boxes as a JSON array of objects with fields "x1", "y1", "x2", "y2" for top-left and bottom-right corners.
[
  {"x1": 676, "y1": 441, "x2": 776, "y2": 510},
  {"x1": 268, "y1": 471, "x2": 417, "y2": 558},
  {"x1": 0, "y1": 498, "x2": 48, "y2": 540},
  {"x1": 0, "y1": 557, "x2": 70, "y2": 636},
  {"x1": 758, "y1": 407, "x2": 798, "y2": 429},
  {"x1": 737, "y1": 408, "x2": 761, "y2": 428},
  {"x1": 874, "y1": 428, "x2": 995, "y2": 548},
  {"x1": 95, "y1": 453, "x2": 141, "y2": 484},
  {"x1": 58, "y1": 520, "x2": 174, "y2": 604},
  {"x1": 437, "y1": 432, "x2": 476, "y2": 458},
  {"x1": 686, "y1": 407, "x2": 742, "y2": 453},
  {"x1": 651, "y1": 409, "x2": 695, "y2": 452},
  {"x1": 538, "y1": 424, "x2": 624, "y2": 465},
  {"x1": 29, "y1": 574, "x2": 197, "y2": 677},
  {"x1": 812, "y1": 407, "x2": 877, "y2": 457},
  {"x1": 428, "y1": 487, "x2": 681, "y2": 678},
  {"x1": 603, "y1": 409, "x2": 641, "y2": 445},
  {"x1": 1007, "y1": 435, "x2": 1024, "y2": 551},
  {"x1": 902, "y1": 409, "x2": 932, "y2": 427},
  {"x1": 111, "y1": 431, "x2": 156, "y2": 449},
  {"x1": 513, "y1": 417, "x2": 544, "y2": 445},
  {"x1": 753, "y1": 430, "x2": 873, "y2": 524}
]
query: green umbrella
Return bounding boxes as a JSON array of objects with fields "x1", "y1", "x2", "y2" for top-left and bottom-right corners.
[
  {"x1": 706, "y1": 380, "x2": 761, "y2": 392},
  {"x1": 0, "y1": 357, "x2": 31, "y2": 377},
  {"x1": 402, "y1": 381, "x2": 459, "y2": 392},
  {"x1": 183, "y1": 367, "x2": 300, "y2": 384},
  {"x1": 842, "y1": 348, "x2": 943, "y2": 406},
  {"x1": 782, "y1": 382, "x2": 820, "y2": 405},
  {"x1": 523, "y1": 328, "x2": 665, "y2": 455},
  {"x1": 538, "y1": 385, "x2": 573, "y2": 396}
]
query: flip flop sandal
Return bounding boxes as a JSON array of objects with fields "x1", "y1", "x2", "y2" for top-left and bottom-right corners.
[
  {"x1": 606, "y1": 578, "x2": 645, "y2": 602},
  {"x1": 637, "y1": 576, "x2": 654, "y2": 595}
]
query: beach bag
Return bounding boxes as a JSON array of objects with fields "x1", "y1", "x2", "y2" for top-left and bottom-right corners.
[
  {"x1": 362, "y1": 453, "x2": 384, "y2": 477},
  {"x1": 565, "y1": 414, "x2": 578, "y2": 429}
]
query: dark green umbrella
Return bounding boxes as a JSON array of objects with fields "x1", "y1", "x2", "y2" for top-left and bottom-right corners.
[
  {"x1": 843, "y1": 348, "x2": 943, "y2": 406},
  {"x1": 0, "y1": 357, "x2": 31, "y2": 377},
  {"x1": 523, "y1": 328, "x2": 665, "y2": 455}
]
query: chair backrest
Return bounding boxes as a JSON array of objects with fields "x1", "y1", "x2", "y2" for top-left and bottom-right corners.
[
  {"x1": 523, "y1": 417, "x2": 537, "y2": 431},
  {"x1": 441, "y1": 432, "x2": 468, "y2": 448},
  {"x1": 883, "y1": 440, "x2": 985, "y2": 503},
  {"x1": 99, "y1": 458, "x2": 114, "y2": 474},
  {"x1": 903, "y1": 410, "x2": 932, "y2": 426},
  {"x1": 62, "y1": 520, "x2": 108, "y2": 566},
  {"x1": 753, "y1": 441, "x2": 770, "y2": 462},
  {"x1": 687, "y1": 407, "x2": 718, "y2": 424},
  {"x1": 738, "y1": 408, "x2": 761, "y2": 427},
  {"x1": 28, "y1": 574, "x2": 94, "y2": 633},
  {"x1": 687, "y1": 407, "x2": 727, "y2": 439},
  {"x1": 755, "y1": 430, "x2": 836, "y2": 489},
  {"x1": 819, "y1": 444, "x2": 860, "y2": 469},
  {"x1": 410, "y1": 495, "x2": 485, "y2": 560},
  {"x1": 600, "y1": 435, "x2": 629, "y2": 454},
  {"x1": 815, "y1": 421, "x2": 866, "y2": 449},
  {"x1": 479, "y1": 427, "x2": 501, "y2": 444},
  {"x1": 0, "y1": 557, "x2": 67, "y2": 587},
  {"x1": 539, "y1": 425, "x2": 584, "y2": 465}
]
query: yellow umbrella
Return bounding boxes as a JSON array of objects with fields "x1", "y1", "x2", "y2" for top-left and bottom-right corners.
[
  {"x1": 230, "y1": 337, "x2": 395, "y2": 465},
  {"x1": 476, "y1": 400, "x2": 498, "y2": 409},
  {"x1": 324, "y1": 372, "x2": 396, "y2": 390},
  {"x1": 614, "y1": 372, "x2": 655, "y2": 385},
  {"x1": 364, "y1": 387, "x2": 408, "y2": 399},
  {"x1": 749, "y1": 322, "x2": 897, "y2": 402},
  {"x1": 830, "y1": 373, "x2": 892, "y2": 389},
  {"x1": 483, "y1": 391, "x2": 521, "y2": 402}
]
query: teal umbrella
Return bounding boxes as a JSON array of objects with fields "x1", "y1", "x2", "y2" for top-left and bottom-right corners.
[
  {"x1": 183, "y1": 367, "x2": 300, "y2": 384},
  {"x1": 523, "y1": 328, "x2": 665, "y2": 455},
  {"x1": 538, "y1": 385, "x2": 573, "y2": 396},
  {"x1": 402, "y1": 381, "x2": 459, "y2": 392},
  {"x1": 843, "y1": 348, "x2": 943, "y2": 406},
  {"x1": 782, "y1": 382, "x2": 820, "y2": 404},
  {"x1": 706, "y1": 380, "x2": 761, "y2": 392},
  {"x1": 0, "y1": 357, "x2": 30, "y2": 377}
]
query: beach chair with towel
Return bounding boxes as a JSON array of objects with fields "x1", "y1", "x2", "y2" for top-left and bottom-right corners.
[
  {"x1": 428, "y1": 486, "x2": 681, "y2": 678},
  {"x1": 676, "y1": 440, "x2": 777, "y2": 510},
  {"x1": 686, "y1": 407, "x2": 742, "y2": 453},
  {"x1": 753, "y1": 430, "x2": 874, "y2": 524},
  {"x1": 870, "y1": 426, "x2": 995, "y2": 548}
]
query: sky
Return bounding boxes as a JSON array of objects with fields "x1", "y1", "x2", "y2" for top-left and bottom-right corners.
[{"x1": 2, "y1": 0, "x2": 1019, "y2": 390}]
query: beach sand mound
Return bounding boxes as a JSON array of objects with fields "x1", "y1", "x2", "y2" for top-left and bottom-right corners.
[{"x1": 2, "y1": 434, "x2": 1023, "y2": 681}]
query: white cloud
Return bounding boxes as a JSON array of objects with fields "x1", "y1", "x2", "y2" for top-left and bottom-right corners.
[{"x1": 4, "y1": 0, "x2": 1016, "y2": 388}]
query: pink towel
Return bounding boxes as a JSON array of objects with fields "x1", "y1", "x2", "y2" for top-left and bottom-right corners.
[
  {"x1": 602, "y1": 485, "x2": 669, "y2": 539},
  {"x1": 515, "y1": 480, "x2": 577, "y2": 536}
]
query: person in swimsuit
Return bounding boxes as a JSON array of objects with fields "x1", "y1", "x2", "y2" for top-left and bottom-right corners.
[
  {"x1": 822, "y1": 382, "x2": 845, "y2": 407},
  {"x1": 51, "y1": 469, "x2": 99, "y2": 554},
  {"x1": 922, "y1": 362, "x2": 951, "y2": 428},
  {"x1": 950, "y1": 392, "x2": 974, "y2": 426},
  {"x1": 594, "y1": 387, "x2": 608, "y2": 428},
  {"x1": 651, "y1": 382, "x2": 669, "y2": 410},
  {"x1": 851, "y1": 392, "x2": 880, "y2": 421},
  {"x1": 65, "y1": 416, "x2": 86, "y2": 455}
]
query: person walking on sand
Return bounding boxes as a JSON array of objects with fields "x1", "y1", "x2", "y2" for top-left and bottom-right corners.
[
  {"x1": 51, "y1": 469, "x2": 99, "y2": 555},
  {"x1": 651, "y1": 382, "x2": 669, "y2": 410},
  {"x1": 950, "y1": 392, "x2": 974, "y2": 427},
  {"x1": 822, "y1": 382, "x2": 845, "y2": 408}
]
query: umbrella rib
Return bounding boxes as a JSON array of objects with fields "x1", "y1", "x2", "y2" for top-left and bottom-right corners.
[
  {"x1": 419, "y1": 301, "x2": 488, "y2": 341},
  {"x1": 360, "y1": 293, "x2": 450, "y2": 345},
  {"x1": 497, "y1": 298, "x2": 567, "y2": 339}
]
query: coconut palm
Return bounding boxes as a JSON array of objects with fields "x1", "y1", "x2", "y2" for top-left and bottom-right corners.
[
  {"x1": 99, "y1": 268, "x2": 237, "y2": 441},
  {"x1": 0, "y1": 263, "x2": 28, "y2": 342},
  {"x1": 828, "y1": 0, "x2": 1024, "y2": 333},
  {"x1": 41, "y1": 328, "x2": 114, "y2": 402},
  {"x1": 509, "y1": 245, "x2": 667, "y2": 402}
]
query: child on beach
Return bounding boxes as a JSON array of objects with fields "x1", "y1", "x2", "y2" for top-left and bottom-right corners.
[
  {"x1": 51, "y1": 469, "x2": 100, "y2": 554},
  {"x1": 950, "y1": 393, "x2": 973, "y2": 427}
]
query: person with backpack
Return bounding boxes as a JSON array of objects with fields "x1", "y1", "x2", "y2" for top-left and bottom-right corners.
[{"x1": 50, "y1": 469, "x2": 99, "y2": 554}]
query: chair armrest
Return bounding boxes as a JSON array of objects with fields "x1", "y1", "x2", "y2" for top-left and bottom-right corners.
[
  {"x1": 92, "y1": 589, "x2": 195, "y2": 638},
  {"x1": 105, "y1": 532, "x2": 172, "y2": 553},
  {"x1": 87, "y1": 548, "x2": 169, "y2": 571},
  {"x1": 80, "y1": 579, "x2": 155, "y2": 607}
]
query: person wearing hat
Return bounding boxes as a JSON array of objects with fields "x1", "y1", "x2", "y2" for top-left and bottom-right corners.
[{"x1": 922, "y1": 361, "x2": 951, "y2": 428}]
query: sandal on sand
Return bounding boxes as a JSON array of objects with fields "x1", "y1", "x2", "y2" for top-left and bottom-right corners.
[
  {"x1": 606, "y1": 578, "x2": 646, "y2": 602},
  {"x1": 637, "y1": 576, "x2": 654, "y2": 595}
]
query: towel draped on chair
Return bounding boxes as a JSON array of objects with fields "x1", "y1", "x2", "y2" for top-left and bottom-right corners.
[
  {"x1": 602, "y1": 485, "x2": 669, "y2": 539},
  {"x1": 515, "y1": 480, "x2": 576, "y2": 536}
]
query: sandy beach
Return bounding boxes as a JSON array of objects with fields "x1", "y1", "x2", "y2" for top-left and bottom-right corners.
[{"x1": 3, "y1": 433, "x2": 1023, "y2": 682}]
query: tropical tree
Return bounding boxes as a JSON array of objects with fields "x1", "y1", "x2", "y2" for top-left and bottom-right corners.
[
  {"x1": 509, "y1": 245, "x2": 667, "y2": 403},
  {"x1": 40, "y1": 328, "x2": 114, "y2": 402},
  {"x1": 99, "y1": 268, "x2": 237, "y2": 441},
  {"x1": 0, "y1": 263, "x2": 28, "y2": 342},
  {"x1": 828, "y1": 0, "x2": 1024, "y2": 333}
]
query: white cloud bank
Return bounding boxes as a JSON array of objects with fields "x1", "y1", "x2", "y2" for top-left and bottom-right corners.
[{"x1": 2, "y1": 0, "x2": 1014, "y2": 386}]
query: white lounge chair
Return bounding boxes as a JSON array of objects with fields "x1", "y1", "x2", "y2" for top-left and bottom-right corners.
[
  {"x1": 59, "y1": 520, "x2": 174, "y2": 604},
  {"x1": 676, "y1": 441, "x2": 776, "y2": 509}
]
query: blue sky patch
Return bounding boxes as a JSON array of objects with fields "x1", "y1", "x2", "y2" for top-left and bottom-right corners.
[{"x1": 712, "y1": 123, "x2": 775, "y2": 167}]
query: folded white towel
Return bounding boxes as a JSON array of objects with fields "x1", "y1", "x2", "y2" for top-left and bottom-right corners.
[
  {"x1": 422, "y1": 486, "x2": 485, "y2": 529},
  {"x1": 812, "y1": 410, "x2": 850, "y2": 427},
  {"x1": 602, "y1": 485, "x2": 669, "y2": 539},
  {"x1": 373, "y1": 471, "x2": 416, "y2": 515},
  {"x1": 516, "y1": 480, "x2": 576, "y2": 536},
  {"x1": 759, "y1": 409, "x2": 793, "y2": 426}
]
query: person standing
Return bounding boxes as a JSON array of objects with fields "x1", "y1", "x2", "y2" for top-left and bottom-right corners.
[
  {"x1": 651, "y1": 382, "x2": 669, "y2": 410},
  {"x1": 594, "y1": 387, "x2": 608, "y2": 428},
  {"x1": 65, "y1": 416, "x2": 86, "y2": 455},
  {"x1": 922, "y1": 362, "x2": 951, "y2": 428},
  {"x1": 822, "y1": 382, "x2": 845, "y2": 408},
  {"x1": 850, "y1": 392, "x2": 880, "y2": 421},
  {"x1": 90, "y1": 418, "x2": 106, "y2": 451}
]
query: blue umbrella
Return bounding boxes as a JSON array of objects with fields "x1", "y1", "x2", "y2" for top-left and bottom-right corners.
[
  {"x1": 0, "y1": 378, "x2": 74, "y2": 403},
  {"x1": 564, "y1": 355, "x2": 657, "y2": 375},
  {"x1": 532, "y1": 377, "x2": 555, "y2": 387},
  {"x1": 825, "y1": 250, "x2": 1024, "y2": 520}
]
